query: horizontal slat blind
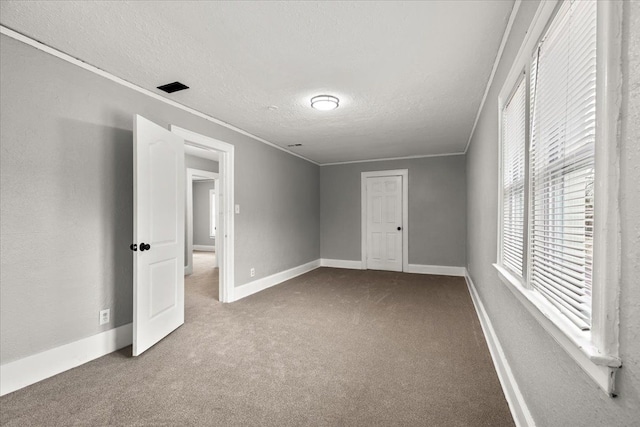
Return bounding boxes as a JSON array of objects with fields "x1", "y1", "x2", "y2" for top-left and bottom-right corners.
[
  {"x1": 501, "y1": 78, "x2": 526, "y2": 277},
  {"x1": 529, "y1": 0, "x2": 596, "y2": 331}
]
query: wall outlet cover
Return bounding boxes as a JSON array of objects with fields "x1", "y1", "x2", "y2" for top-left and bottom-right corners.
[{"x1": 99, "y1": 309, "x2": 110, "y2": 325}]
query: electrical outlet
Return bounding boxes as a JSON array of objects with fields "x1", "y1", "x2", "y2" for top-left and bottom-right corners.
[
  {"x1": 250, "y1": 268, "x2": 255, "y2": 277},
  {"x1": 235, "y1": 204, "x2": 240, "y2": 214},
  {"x1": 99, "y1": 309, "x2": 110, "y2": 325}
]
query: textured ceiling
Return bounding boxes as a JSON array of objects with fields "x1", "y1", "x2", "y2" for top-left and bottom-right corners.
[{"x1": 0, "y1": 1, "x2": 514, "y2": 164}]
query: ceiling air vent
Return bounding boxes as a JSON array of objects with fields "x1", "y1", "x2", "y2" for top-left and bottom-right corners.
[{"x1": 157, "y1": 81, "x2": 189, "y2": 93}]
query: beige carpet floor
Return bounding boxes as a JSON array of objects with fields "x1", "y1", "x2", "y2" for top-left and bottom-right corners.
[{"x1": 0, "y1": 253, "x2": 514, "y2": 426}]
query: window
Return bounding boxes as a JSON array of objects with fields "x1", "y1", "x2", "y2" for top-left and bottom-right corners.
[
  {"x1": 495, "y1": 0, "x2": 621, "y2": 395},
  {"x1": 529, "y1": 0, "x2": 597, "y2": 331},
  {"x1": 500, "y1": 77, "x2": 527, "y2": 278}
]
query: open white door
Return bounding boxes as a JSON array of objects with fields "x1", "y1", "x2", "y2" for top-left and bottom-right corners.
[{"x1": 133, "y1": 115, "x2": 185, "y2": 356}]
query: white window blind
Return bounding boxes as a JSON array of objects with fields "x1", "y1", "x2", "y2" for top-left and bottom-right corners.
[
  {"x1": 501, "y1": 78, "x2": 526, "y2": 277},
  {"x1": 529, "y1": 0, "x2": 597, "y2": 331}
]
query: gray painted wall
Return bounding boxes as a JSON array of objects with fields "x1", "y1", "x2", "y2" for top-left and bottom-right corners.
[
  {"x1": 193, "y1": 181, "x2": 215, "y2": 246},
  {"x1": 320, "y1": 156, "x2": 466, "y2": 267},
  {"x1": 465, "y1": 1, "x2": 640, "y2": 425},
  {"x1": 0, "y1": 35, "x2": 320, "y2": 365},
  {"x1": 186, "y1": 154, "x2": 218, "y2": 173}
]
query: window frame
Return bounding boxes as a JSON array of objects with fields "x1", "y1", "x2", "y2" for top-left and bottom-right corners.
[
  {"x1": 495, "y1": 0, "x2": 622, "y2": 396},
  {"x1": 498, "y1": 72, "x2": 528, "y2": 280}
]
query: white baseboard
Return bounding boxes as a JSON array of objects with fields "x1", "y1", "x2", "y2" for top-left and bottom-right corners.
[
  {"x1": 405, "y1": 264, "x2": 466, "y2": 276},
  {"x1": 193, "y1": 245, "x2": 215, "y2": 252},
  {"x1": 320, "y1": 259, "x2": 364, "y2": 269},
  {"x1": 234, "y1": 259, "x2": 321, "y2": 301},
  {"x1": 318, "y1": 260, "x2": 465, "y2": 276},
  {"x1": 464, "y1": 271, "x2": 535, "y2": 427},
  {"x1": 0, "y1": 323, "x2": 133, "y2": 397}
]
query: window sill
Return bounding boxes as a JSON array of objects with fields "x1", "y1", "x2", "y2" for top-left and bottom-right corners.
[{"x1": 492, "y1": 263, "x2": 621, "y2": 396}]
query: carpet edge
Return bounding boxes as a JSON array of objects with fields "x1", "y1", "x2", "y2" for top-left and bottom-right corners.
[
  {"x1": 464, "y1": 270, "x2": 536, "y2": 427},
  {"x1": 0, "y1": 323, "x2": 132, "y2": 397},
  {"x1": 234, "y1": 259, "x2": 322, "y2": 301}
]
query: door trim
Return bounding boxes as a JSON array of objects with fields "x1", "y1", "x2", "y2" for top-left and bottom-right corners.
[
  {"x1": 185, "y1": 168, "x2": 218, "y2": 275},
  {"x1": 361, "y1": 169, "x2": 409, "y2": 272},
  {"x1": 171, "y1": 126, "x2": 235, "y2": 303}
]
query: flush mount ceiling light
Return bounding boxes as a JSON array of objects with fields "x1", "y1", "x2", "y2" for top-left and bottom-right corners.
[{"x1": 310, "y1": 95, "x2": 339, "y2": 111}]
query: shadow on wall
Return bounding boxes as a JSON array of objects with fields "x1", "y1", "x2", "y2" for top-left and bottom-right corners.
[{"x1": 58, "y1": 118, "x2": 133, "y2": 327}]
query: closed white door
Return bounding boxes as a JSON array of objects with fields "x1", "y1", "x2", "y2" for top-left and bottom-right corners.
[
  {"x1": 366, "y1": 175, "x2": 403, "y2": 271},
  {"x1": 132, "y1": 115, "x2": 185, "y2": 356}
]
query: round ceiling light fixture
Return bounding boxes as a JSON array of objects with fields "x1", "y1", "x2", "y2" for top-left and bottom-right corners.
[{"x1": 310, "y1": 95, "x2": 339, "y2": 111}]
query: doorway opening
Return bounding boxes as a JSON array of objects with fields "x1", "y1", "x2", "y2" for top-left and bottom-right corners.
[
  {"x1": 185, "y1": 167, "x2": 219, "y2": 276},
  {"x1": 360, "y1": 169, "x2": 409, "y2": 272},
  {"x1": 171, "y1": 125, "x2": 235, "y2": 303}
]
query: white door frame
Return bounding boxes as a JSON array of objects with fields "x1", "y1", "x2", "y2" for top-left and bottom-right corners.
[
  {"x1": 361, "y1": 169, "x2": 409, "y2": 271},
  {"x1": 185, "y1": 168, "x2": 218, "y2": 275},
  {"x1": 171, "y1": 125, "x2": 235, "y2": 303},
  {"x1": 209, "y1": 186, "x2": 218, "y2": 263}
]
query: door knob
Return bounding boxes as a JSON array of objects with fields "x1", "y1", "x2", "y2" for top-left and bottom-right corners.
[
  {"x1": 129, "y1": 243, "x2": 137, "y2": 251},
  {"x1": 397, "y1": 227, "x2": 402, "y2": 231},
  {"x1": 140, "y1": 243, "x2": 151, "y2": 251}
]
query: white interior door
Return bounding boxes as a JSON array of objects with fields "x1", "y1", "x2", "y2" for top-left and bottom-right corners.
[
  {"x1": 215, "y1": 177, "x2": 224, "y2": 275},
  {"x1": 213, "y1": 179, "x2": 219, "y2": 268},
  {"x1": 366, "y1": 175, "x2": 403, "y2": 271},
  {"x1": 133, "y1": 115, "x2": 185, "y2": 356}
]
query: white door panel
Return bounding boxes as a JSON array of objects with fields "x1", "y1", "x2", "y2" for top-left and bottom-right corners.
[
  {"x1": 133, "y1": 115, "x2": 185, "y2": 356},
  {"x1": 366, "y1": 175, "x2": 402, "y2": 271},
  {"x1": 214, "y1": 179, "x2": 220, "y2": 268}
]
